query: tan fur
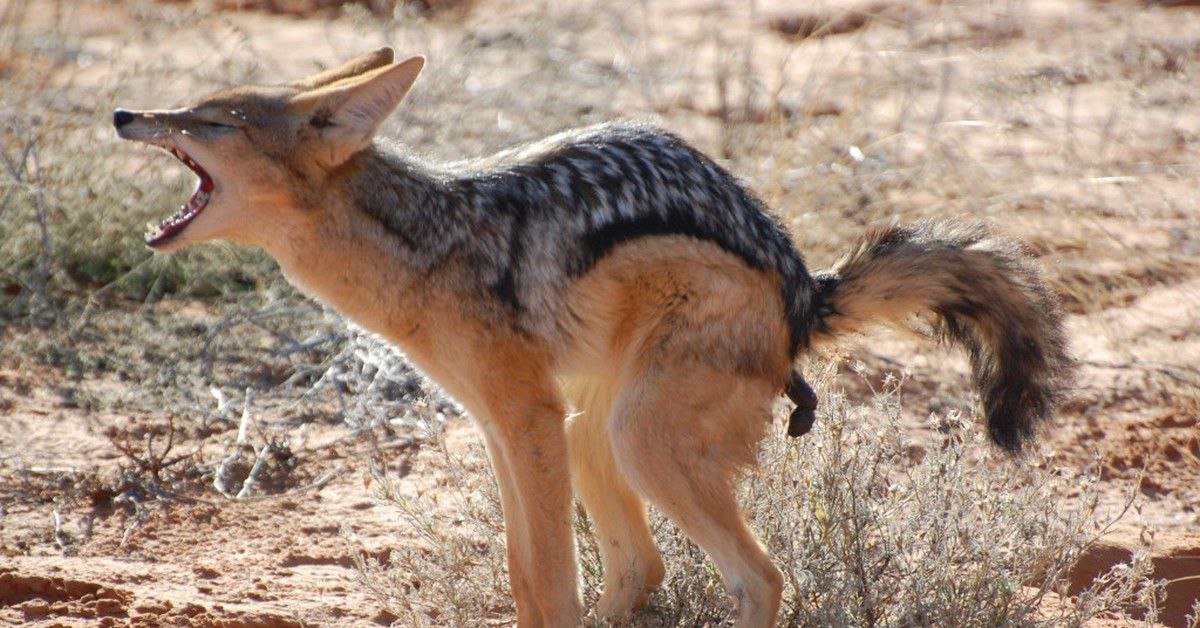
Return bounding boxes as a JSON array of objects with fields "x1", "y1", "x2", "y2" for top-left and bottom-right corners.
[
  {"x1": 280, "y1": 205, "x2": 797, "y2": 626},
  {"x1": 115, "y1": 51, "x2": 1068, "y2": 627},
  {"x1": 113, "y1": 52, "x2": 826, "y2": 626},
  {"x1": 267, "y1": 174, "x2": 795, "y2": 625}
]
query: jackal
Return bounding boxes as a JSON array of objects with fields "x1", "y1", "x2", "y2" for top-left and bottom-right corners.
[{"x1": 114, "y1": 48, "x2": 1070, "y2": 627}]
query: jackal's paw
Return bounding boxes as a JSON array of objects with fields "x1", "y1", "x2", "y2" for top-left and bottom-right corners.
[
  {"x1": 596, "y1": 587, "x2": 650, "y2": 622},
  {"x1": 596, "y1": 559, "x2": 666, "y2": 620}
]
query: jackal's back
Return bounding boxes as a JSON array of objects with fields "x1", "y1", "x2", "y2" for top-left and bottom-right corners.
[{"x1": 351, "y1": 123, "x2": 815, "y2": 351}]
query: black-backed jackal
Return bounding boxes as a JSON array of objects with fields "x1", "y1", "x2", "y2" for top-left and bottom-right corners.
[{"x1": 114, "y1": 48, "x2": 1070, "y2": 627}]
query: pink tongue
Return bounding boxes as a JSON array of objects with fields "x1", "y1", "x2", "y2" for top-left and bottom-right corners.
[{"x1": 147, "y1": 148, "x2": 214, "y2": 244}]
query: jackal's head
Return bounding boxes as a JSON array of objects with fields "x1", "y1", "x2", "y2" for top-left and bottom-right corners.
[{"x1": 113, "y1": 48, "x2": 423, "y2": 251}]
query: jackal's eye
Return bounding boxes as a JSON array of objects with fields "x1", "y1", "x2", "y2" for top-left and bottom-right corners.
[
  {"x1": 202, "y1": 121, "x2": 237, "y2": 130},
  {"x1": 309, "y1": 111, "x2": 333, "y2": 130}
]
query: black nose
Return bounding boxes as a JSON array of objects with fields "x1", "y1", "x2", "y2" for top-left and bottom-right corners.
[{"x1": 113, "y1": 109, "x2": 135, "y2": 128}]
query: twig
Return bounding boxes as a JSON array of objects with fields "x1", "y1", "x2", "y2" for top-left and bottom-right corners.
[
  {"x1": 113, "y1": 490, "x2": 146, "y2": 548},
  {"x1": 235, "y1": 442, "x2": 271, "y2": 499},
  {"x1": 210, "y1": 386, "x2": 233, "y2": 420},
  {"x1": 53, "y1": 508, "x2": 70, "y2": 552},
  {"x1": 107, "y1": 417, "x2": 191, "y2": 482},
  {"x1": 214, "y1": 388, "x2": 254, "y2": 497}
]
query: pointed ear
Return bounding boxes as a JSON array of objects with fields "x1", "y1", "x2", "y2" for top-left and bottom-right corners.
[
  {"x1": 296, "y1": 55, "x2": 425, "y2": 168},
  {"x1": 291, "y1": 47, "x2": 395, "y2": 91}
]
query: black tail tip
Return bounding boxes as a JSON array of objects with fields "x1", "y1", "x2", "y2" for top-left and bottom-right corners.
[
  {"x1": 983, "y1": 384, "x2": 1058, "y2": 454},
  {"x1": 988, "y1": 418, "x2": 1033, "y2": 453}
]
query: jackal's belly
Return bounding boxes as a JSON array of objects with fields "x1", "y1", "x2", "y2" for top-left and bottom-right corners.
[{"x1": 554, "y1": 236, "x2": 792, "y2": 382}]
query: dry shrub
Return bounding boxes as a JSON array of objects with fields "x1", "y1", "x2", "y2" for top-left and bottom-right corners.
[
  {"x1": 0, "y1": 2, "x2": 283, "y2": 326},
  {"x1": 304, "y1": 324, "x2": 461, "y2": 430},
  {"x1": 205, "y1": 0, "x2": 472, "y2": 18},
  {"x1": 352, "y1": 429, "x2": 513, "y2": 626},
  {"x1": 353, "y1": 366, "x2": 1161, "y2": 626},
  {"x1": 765, "y1": 2, "x2": 908, "y2": 41},
  {"x1": 208, "y1": 0, "x2": 391, "y2": 16}
]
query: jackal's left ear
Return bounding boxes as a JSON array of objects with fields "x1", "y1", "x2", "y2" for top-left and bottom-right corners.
[{"x1": 297, "y1": 55, "x2": 424, "y2": 168}]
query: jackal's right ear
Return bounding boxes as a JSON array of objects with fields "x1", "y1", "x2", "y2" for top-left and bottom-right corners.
[
  {"x1": 291, "y1": 47, "x2": 396, "y2": 91},
  {"x1": 294, "y1": 55, "x2": 425, "y2": 169}
]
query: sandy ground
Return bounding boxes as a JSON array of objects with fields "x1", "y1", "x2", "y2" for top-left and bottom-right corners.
[{"x1": 2, "y1": 0, "x2": 1199, "y2": 625}]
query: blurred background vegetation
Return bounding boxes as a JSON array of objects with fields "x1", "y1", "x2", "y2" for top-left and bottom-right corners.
[{"x1": 1, "y1": 0, "x2": 1198, "y2": 625}]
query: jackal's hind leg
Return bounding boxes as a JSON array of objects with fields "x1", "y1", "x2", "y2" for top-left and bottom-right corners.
[
  {"x1": 611, "y1": 366, "x2": 783, "y2": 628},
  {"x1": 563, "y1": 380, "x2": 665, "y2": 620}
]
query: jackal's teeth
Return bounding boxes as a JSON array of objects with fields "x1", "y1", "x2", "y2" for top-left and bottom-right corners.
[{"x1": 146, "y1": 145, "x2": 215, "y2": 246}]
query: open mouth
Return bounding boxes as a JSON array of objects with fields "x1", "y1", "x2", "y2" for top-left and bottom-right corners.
[{"x1": 145, "y1": 147, "x2": 214, "y2": 247}]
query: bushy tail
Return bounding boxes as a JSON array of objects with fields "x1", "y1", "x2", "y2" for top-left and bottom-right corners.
[{"x1": 810, "y1": 220, "x2": 1072, "y2": 452}]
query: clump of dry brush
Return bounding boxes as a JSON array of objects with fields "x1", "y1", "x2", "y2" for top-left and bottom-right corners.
[{"x1": 353, "y1": 365, "x2": 1161, "y2": 627}]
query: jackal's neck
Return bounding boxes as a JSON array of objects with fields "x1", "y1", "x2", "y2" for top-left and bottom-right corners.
[
  {"x1": 264, "y1": 143, "x2": 465, "y2": 345},
  {"x1": 338, "y1": 142, "x2": 468, "y2": 268}
]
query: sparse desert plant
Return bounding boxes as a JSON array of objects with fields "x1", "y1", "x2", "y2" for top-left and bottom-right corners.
[
  {"x1": 308, "y1": 325, "x2": 462, "y2": 431},
  {"x1": 0, "y1": 1, "x2": 285, "y2": 328},
  {"x1": 2, "y1": 0, "x2": 1196, "y2": 624},
  {"x1": 353, "y1": 364, "x2": 1161, "y2": 627},
  {"x1": 352, "y1": 426, "x2": 514, "y2": 626}
]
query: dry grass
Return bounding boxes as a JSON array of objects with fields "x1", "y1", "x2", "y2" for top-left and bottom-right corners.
[
  {"x1": 2, "y1": 0, "x2": 1198, "y2": 624},
  {"x1": 354, "y1": 366, "x2": 1162, "y2": 626}
]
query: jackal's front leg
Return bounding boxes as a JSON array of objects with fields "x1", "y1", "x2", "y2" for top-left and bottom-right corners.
[
  {"x1": 479, "y1": 393, "x2": 582, "y2": 628},
  {"x1": 480, "y1": 428, "x2": 545, "y2": 627}
]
